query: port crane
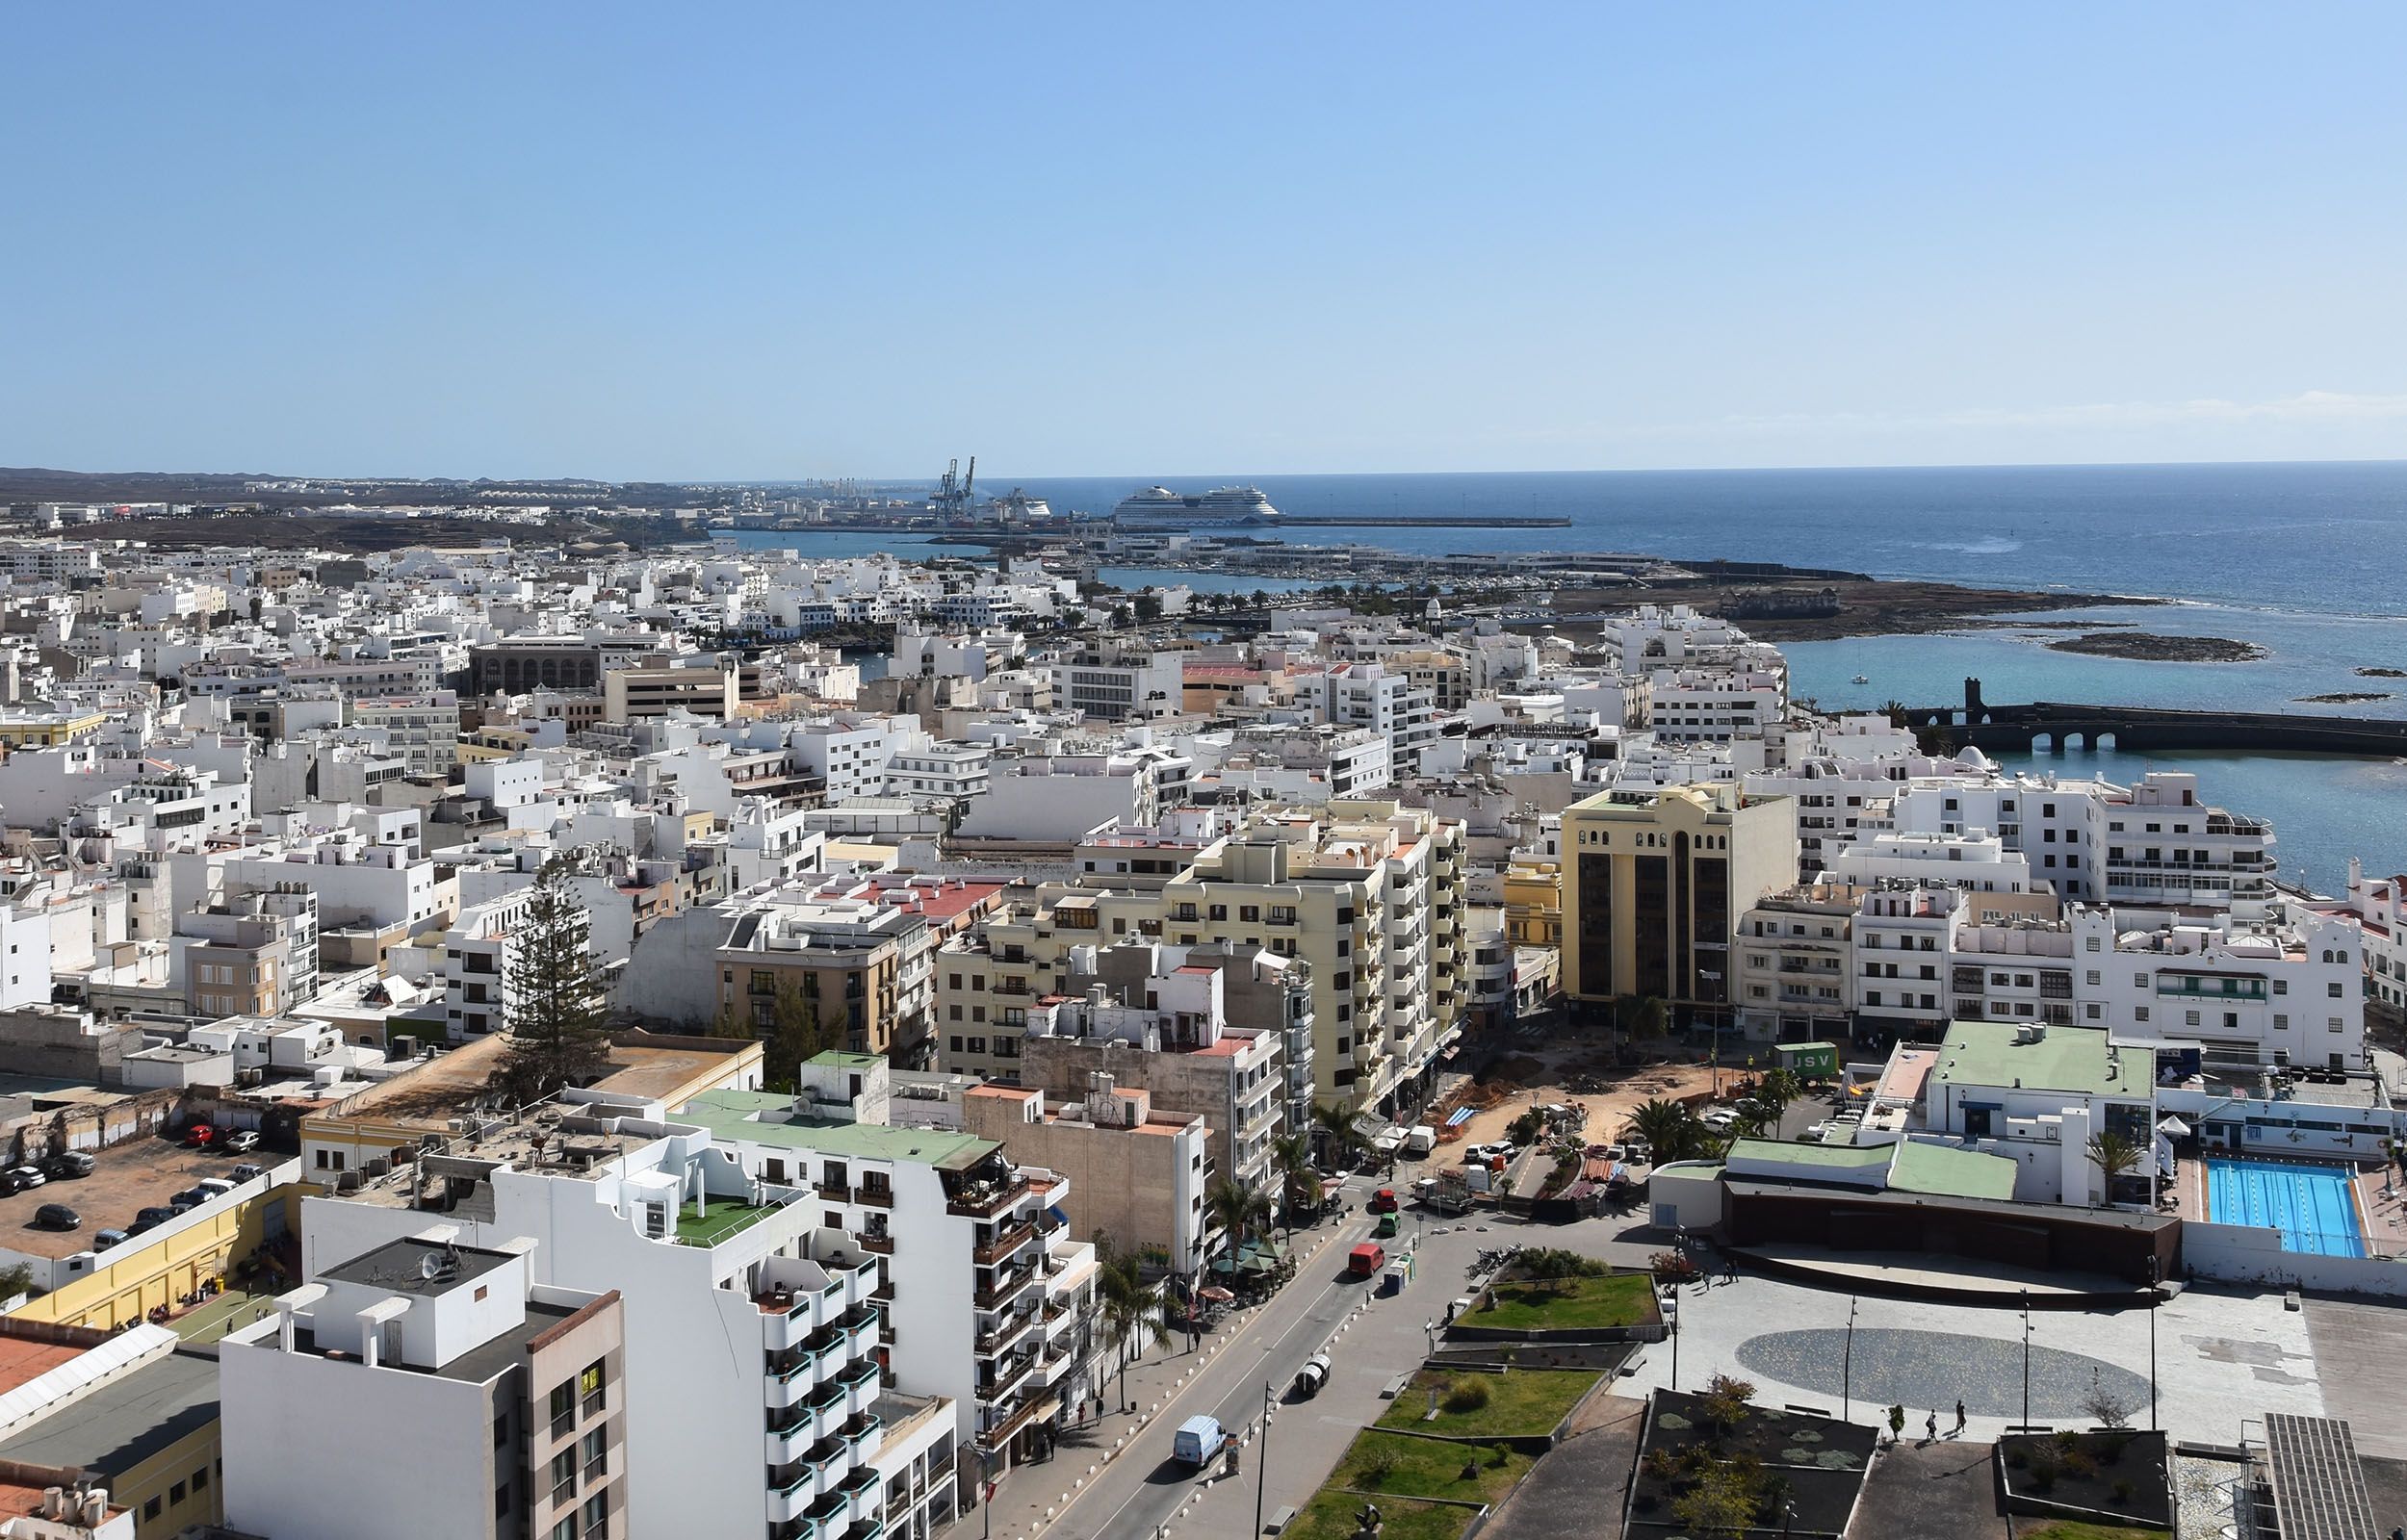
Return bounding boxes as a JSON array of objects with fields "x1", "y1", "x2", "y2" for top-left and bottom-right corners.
[{"x1": 931, "y1": 455, "x2": 976, "y2": 522}]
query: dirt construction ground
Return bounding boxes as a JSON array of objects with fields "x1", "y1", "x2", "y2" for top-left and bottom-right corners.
[{"x1": 1419, "y1": 1036, "x2": 1727, "y2": 1158}]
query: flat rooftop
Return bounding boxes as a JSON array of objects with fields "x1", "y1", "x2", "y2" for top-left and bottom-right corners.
[
  {"x1": 1929, "y1": 1021, "x2": 2145, "y2": 1100},
  {"x1": 0, "y1": 1347, "x2": 220, "y2": 1477},
  {"x1": 321, "y1": 1236, "x2": 516, "y2": 1298},
  {"x1": 677, "y1": 1088, "x2": 998, "y2": 1171}
]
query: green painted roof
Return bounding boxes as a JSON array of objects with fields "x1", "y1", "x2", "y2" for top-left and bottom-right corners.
[
  {"x1": 1725, "y1": 1138, "x2": 1891, "y2": 1169},
  {"x1": 678, "y1": 1088, "x2": 998, "y2": 1171},
  {"x1": 1887, "y1": 1140, "x2": 2020, "y2": 1202},
  {"x1": 1928, "y1": 1020, "x2": 2141, "y2": 1099},
  {"x1": 808, "y1": 1050, "x2": 887, "y2": 1070}
]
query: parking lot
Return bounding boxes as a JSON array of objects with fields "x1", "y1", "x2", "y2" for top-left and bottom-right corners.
[{"x1": 0, "y1": 1134, "x2": 266, "y2": 1258}]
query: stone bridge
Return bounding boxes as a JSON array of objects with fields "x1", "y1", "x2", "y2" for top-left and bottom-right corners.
[{"x1": 1904, "y1": 679, "x2": 2407, "y2": 757}]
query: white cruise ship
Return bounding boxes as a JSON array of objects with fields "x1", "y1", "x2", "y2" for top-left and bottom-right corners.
[{"x1": 1110, "y1": 484, "x2": 1281, "y2": 526}]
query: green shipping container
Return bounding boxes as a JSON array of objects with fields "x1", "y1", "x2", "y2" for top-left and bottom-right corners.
[{"x1": 1773, "y1": 1041, "x2": 1839, "y2": 1079}]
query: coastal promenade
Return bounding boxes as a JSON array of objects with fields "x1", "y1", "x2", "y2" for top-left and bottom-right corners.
[{"x1": 1909, "y1": 679, "x2": 2407, "y2": 757}]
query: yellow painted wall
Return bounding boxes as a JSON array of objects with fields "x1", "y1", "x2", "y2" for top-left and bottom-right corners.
[
  {"x1": 117, "y1": 1421, "x2": 221, "y2": 1540},
  {"x1": 13, "y1": 1186, "x2": 300, "y2": 1332}
]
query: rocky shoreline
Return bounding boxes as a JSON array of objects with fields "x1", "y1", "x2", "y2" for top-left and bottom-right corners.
[{"x1": 2045, "y1": 632, "x2": 2265, "y2": 662}]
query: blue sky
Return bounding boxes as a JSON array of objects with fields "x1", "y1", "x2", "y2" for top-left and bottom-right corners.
[{"x1": 4, "y1": 5, "x2": 2402, "y2": 480}]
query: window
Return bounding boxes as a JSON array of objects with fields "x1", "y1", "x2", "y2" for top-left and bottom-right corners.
[
  {"x1": 193, "y1": 1468, "x2": 208, "y2": 1493},
  {"x1": 549, "y1": 1518, "x2": 580, "y2": 1540},
  {"x1": 580, "y1": 1358, "x2": 606, "y2": 1407},
  {"x1": 2185, "y1": 1010, "x2": 2201, "y2": 1027},
  {"x1": 143, "y1": 1500, "x2": 161, "y2": 1522},
  {"x1": 582, "y1": 1492, "x2": 609, "y2": 1537},
  {"x1": 2085, "y1": 970, "x2": 2101, "y2": 987},
  {"x1": 2328, "y1": 982, "x2": 2344, "y2": 998},
  {"x1": 2273, "y1": 979, "x2": 2288, "y2": 995},
  {"x1": 2134, "y1": 1007, "x2": 2150, "y2": 1022},
  {"x1": 170, "y1": 1482, "x2": 187, "y2": 1505},
  {"x1": 2274, "y1": 1014, "x2": 2289, "y2": 1029},
  {"x1": 582, "y1": 1425, "x2": 608, "y2": 1479},
  {"x1": 551, "y1": 1379, "x2": 576, "y2": 1431},
  {"x1": 2135, "y1": 974, "x2": 2147, "y2": 988}
]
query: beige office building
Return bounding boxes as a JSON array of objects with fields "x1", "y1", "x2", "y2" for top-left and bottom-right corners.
[{"x1": 1562, "y1": 783, "x2": 1797, "y2": 1024}]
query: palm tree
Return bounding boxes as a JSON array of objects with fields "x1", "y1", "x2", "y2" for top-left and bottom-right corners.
[
  {"x1": 1624, "y1": 1097, "x2": 1705, "y2": 1164},
  {"x1": 1271, "y1": 1130, "x2": 1318, "y2": 1238},
  {"x1": 1205, "y1": 1178, "x2": 1272, "y2": 1270},
  {"x1": 1311, "y1": 1101, "x2": 1365, "y2": 1172},
  {"x1": 2086, "y1": 1131, "x2": 2143, "y2": 1206},
  {"x1": 1621, "y1": 995, "x2": 1669, "y2": 1042},
  {"x1": 1095, "y1": 1250, "x2": 1170, "y2": 1413}
]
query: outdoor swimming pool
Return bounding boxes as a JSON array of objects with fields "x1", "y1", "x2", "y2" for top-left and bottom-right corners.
[{"x1": 2204, "y1": 1157, "x2": 2366, "y2": 1258}]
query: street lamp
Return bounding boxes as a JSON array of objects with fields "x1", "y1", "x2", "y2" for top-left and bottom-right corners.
[
  {"x1": 1842, "y1": 1296, "x2": 1858, "y2": 1423},
  {"x1": 2020, "y1": 1292, "x2": 2032, "y2": 1430},
  {"x1": 974, "y1": 1438, "x2": 996, "y2": 1540},
  {"x1": 2145, "y1": 1254, "x2": 2161, "y2": 1432},
  {"x1": 1253, "y1": 1380, "x2": 1275, "y2": 1537}
]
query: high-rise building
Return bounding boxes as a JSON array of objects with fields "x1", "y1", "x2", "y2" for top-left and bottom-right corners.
[{"x1": 1561, "y1": 783, "x2": 1797, "y2": 1024}]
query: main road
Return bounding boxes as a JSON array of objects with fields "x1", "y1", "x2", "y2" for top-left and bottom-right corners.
[{"x1": 1045, "y1": 1192, "x2": 1526, "y2": 1540}]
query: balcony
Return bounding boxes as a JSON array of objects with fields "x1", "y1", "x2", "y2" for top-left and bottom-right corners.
[
  {"x1": 947, "y1": 1175, "x2": 1031, "y2": 1220},
  {"x1": 974, "y1": 1265, "x2": 1039, "y2": 1313},
  {"x1": 973, "y1": 1219, "x2": 1036, "y2": 1268},
  {"x1": 765, "y1": 1350, "x2": 822, "y2": 1409},
  {"x1": 768, "y1": 1405, "x2": 829, "y2": 1464},
  {"x1": 976, "y1": 1351, "x2": 1037, "y2": 1405},
  {"x1": 975, "y1": 1306, "x2": 1039, "y2": 1357},
  {"x1": 857, "y1": 1232, "x2": 894, "y2": 1255},
  {"x1": 852, "y1": 1184, "x2": 894, "y2": 1210},
  {"x1": 769, "y1": 1464, "x2": 821, "y2": 1526},
  {"x1": 844, "y1": 1414, "x2": 884, "y2": 1461}
]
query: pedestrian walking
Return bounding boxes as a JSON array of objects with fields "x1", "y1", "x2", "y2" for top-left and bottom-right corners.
[
  {"x1": 1954, "y1": 1399, "x2": 1966, "y2": 1434},
  {"x1": 1926, "y1": 1410, "x2": 1938, "y2": 1443},
  {"x1": 1725, "y1": 1258, "x2": 1738, "y2": 1285}
]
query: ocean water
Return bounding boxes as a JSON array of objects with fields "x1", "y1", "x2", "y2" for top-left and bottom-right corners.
[
  {"x1": 724, "y1": 463, "x2": 2407, "y2": 886},
  {"x1": 1008, "y1": 461, "x2": 2407, "y2": 615}
]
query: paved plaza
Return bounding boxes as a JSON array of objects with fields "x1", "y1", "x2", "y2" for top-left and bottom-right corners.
[{"x1": 1619, "y1": 1270, "x2": 2326, "y2": 1445}]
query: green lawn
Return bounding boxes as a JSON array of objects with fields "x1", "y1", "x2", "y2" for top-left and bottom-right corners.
[
  {"x1": 2022, "y1": 1525, "x2": 2168, "y2": 1540},
  {"x1": 1373, "y1": 1369, "x2": 1604, "y2": 1440},
  {"x1": 675, "y1": 1197, "x2": 776, "y2": 1246},
  {"x1": 1282, "y1": 1490, "x2": 1479, "y2": 1540},
  {"x1": 1322, "y1": 1430, "x2": 1533, "y2": 1506},
  {"x1": 1455, "y1": 1271, "x2": 1656, "y2": 1332}
]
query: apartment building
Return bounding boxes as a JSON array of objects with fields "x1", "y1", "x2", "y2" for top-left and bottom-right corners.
[
  {"x1": 220, "y1": 1240, "x2": 628, "y2": 1540},
  {"x1": 1163, "y1": 802, "x2": 1464, "y2": 1113},
  {"x1": 962, "y1": 1078, "x2": 1209, "y2": 1275},
  {"x1": 604, "y1": 660, "x2": 739, "y2": 721},
  {"x1": 1004, "y1": 943, "x2": 1295, "y2": 1204},
  {"x1": 348, "y1": 690, "x2": 462, "y2": 776},
  {"x1": 671, "y1": 1055, "x2": 1096, "y2": 1498},
  {"x1": 1561, "y1": 783, "x2": 1798, "y2": 1024},
  {"x1": 2072, "y1": 903, "x2": 2366, "y2": 1070},
  {"x1": 179, "y1": 893, "x2": 316, "y2": 1020},
  {"x1": 1291, "y1": 662, "x2": 1438, "y2": 775},
  {"x1": 714, "y1": 895, "x2": 926, "y2": 1060},
  {"x1": 2341, "y1": 858, "x2": 2407, "y2": 1016},
  {"x1": 1050, "y1": 641, "x2": 1184, "y2": 722},
  {"x1": 298, "y1": 1075, "x2": 960, "y2": 1540},
  {"x1": 1732, "y1": 884, "x2": 1860, "y2": 1041}
]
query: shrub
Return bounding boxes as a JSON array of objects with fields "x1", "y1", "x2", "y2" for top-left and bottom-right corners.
[
  {"x1": 1443, "y1": 1378, "x2": 1492, "y2": 1414},
  {"x1": 1641, "y1": 1448, "x2": 1683, "y2": 1484},
  {"x1": 2112, "y1": 1479, "x2": 2135, "y2": 1502},
  {"x1": 1651, "y1": 1250, "x2": 1701, "y2": 1283},
  {"x1": 1355, "y1": 1444, "x2": 1401, "y2": 1486},
  {"x1": 1488, "y1": 1443, "x2": 1514, "y2": 1469},
  {"x1": 2061, "y1": 1450, "x2": 2097, "y2": 1478}
]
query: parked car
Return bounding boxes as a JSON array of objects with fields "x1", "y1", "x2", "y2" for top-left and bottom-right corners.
[
  {"x1": 0, "y1": 1167, "x2": 45, "y2": 1194},
  {"x1": 169, "y1": 1188, "x2": 209, "y2": 1212},
  {"x1": 1699, "y1": 1108, "x2": 1740, "y2": 1132},
  {"x1": 135, "y1": 1206, "x2": 175, "y2": 1228},
  {"x1": 92, "y1": 1228, "x2": 128, "y2": 1251},
  {"x1": 183, "y1": 1123, "x2": 216, "y2": 1148},
  {"x1": 221, "y1": 1130, "x2": 260, "y2": 1154},
  {"x1": 230, "y1": 1164, "x2": 265, "y2": 1183},
  {"x1": 40, "y1": 1152, "x2": 93, "y2": 1180},
  {"x1": 33, "y1": 1204, "x2": 79, "y2": 1231},
  {"x1": 194, "y1": 1178, "x2": 237, "y2": 1200}
]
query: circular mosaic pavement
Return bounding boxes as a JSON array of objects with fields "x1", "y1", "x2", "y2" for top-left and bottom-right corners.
[{"x1": 1733, "y1": 1326, "x2": 2154, "y2": 1420}]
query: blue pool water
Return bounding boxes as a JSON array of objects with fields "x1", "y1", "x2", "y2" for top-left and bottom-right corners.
[{"x1": 2205, "y1": 1158, "x2": 2366, "y2": 1258}]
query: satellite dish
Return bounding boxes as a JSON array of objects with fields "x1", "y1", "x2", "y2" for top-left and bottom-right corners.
[{"x1": 420, "y1": 1252, "x2": 441, "y2": 1282}]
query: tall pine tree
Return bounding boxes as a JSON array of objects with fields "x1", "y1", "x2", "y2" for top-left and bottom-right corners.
[{"x1": 492, "y1": 860, "x2": 612, "y2": 1103}]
